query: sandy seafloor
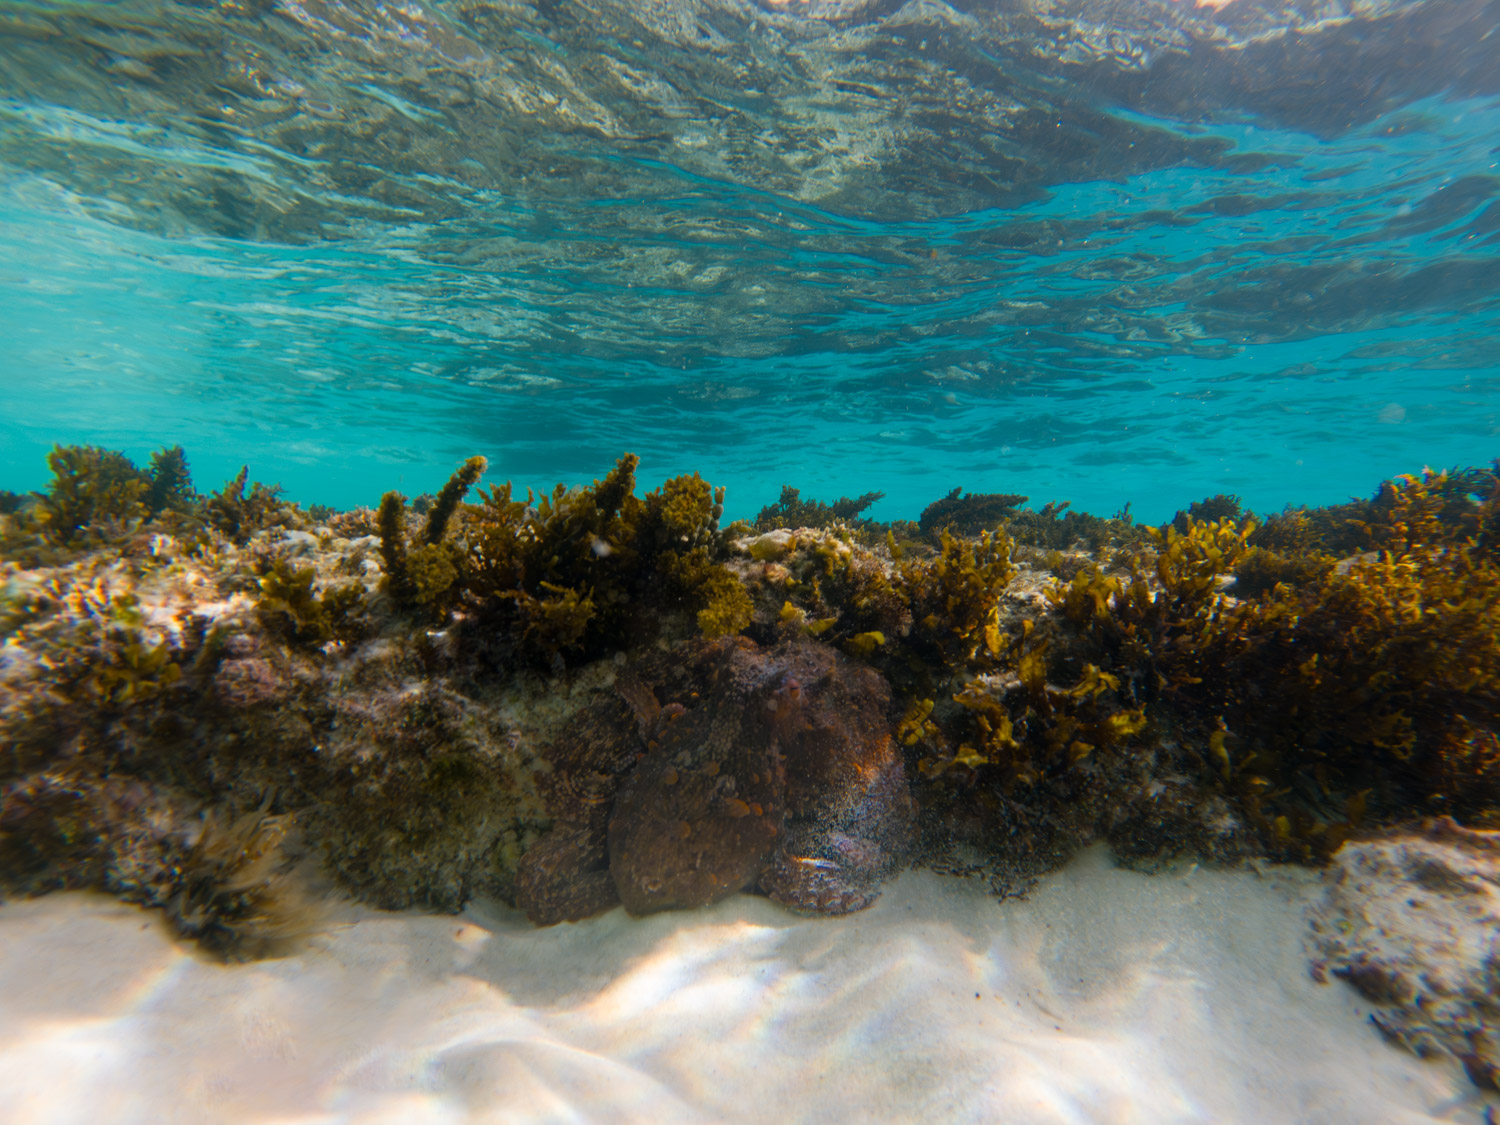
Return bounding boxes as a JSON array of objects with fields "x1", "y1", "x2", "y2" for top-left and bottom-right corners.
[{"x1": 0, "y1": 846, "x2": 1486, "y2": 1125}]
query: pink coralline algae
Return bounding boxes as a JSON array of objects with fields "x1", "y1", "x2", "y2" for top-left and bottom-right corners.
[{"x1": 517, "y1": 636, "x2": 914, "y2": 925}]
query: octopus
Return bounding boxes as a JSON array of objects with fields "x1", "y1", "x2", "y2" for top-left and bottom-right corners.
[{"x1": 516, "y1": 636, "x2": 914, "y2": 925}]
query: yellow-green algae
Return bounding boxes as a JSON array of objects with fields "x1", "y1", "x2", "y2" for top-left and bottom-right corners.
[
  {"x1": 378, "y1": 453, "x2": 750, "y2": 662},
  {"x1": 0, "y1": 446, "x2": 1497, "y2": 971}
]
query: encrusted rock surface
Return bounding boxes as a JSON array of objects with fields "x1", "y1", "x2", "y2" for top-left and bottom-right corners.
[{"x1": 1308, "y1": 818, "x2": 1500, "y2": 1089}]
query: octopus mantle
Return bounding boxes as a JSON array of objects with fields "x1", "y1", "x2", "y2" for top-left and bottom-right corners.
[{"x1": 517, "y1": 636, "x2": 914, "y2": 925}]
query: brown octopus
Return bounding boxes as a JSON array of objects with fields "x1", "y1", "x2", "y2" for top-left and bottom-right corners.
[{"x1": 516, "y1": 636, "x2": 914, "y2": 925}]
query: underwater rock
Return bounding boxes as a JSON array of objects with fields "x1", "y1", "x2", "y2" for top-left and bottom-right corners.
[
  {"x1": 214, "y1": 656, "x2": 285, "y2": 708},
  {"x1": 0, "y1": 769, "x2": 319, "y2": 960},
  {"x1": 6, "y1": 447, "x2": 1498, "y2": 975},
  {"x1": 1308, "y1": 818, "x2": 1500, "y2": 1090},
  {"x1": 517, "y1": 636, "x2": 914, "y2": 924}
]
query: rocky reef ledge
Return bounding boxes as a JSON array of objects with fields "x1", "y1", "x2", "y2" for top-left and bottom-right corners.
[{"x1": 2, "y1": 446, "x2": 1498, "y2": 1082}]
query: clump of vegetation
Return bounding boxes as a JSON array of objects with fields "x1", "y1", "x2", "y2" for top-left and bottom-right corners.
[
  {"x1": 0, "y1": 771, "x2": 317, "y2": 961},
  {"x1": 918, "y1": 487, "x2": 1027, "y2": 539},
  {"x1": 0, "y1": 444, "x2": 310, "y2": 569},
  {"x1": 769, "y1": 521, "x2": 1144, "y2": 810},
  {"x1": 747, "y1": 477, "x2": 1143, "y2": 560},
  {"x1": 760, "y1": 529, "x2": 914, "y2": 663},
  {"x1": 1046, "y1": 466, "x2": 1500, "y2": 856},
  {"x1": 146, "y1": 446, "x2": 196, "y2": 514},
  {"x1": 206, "y1": 466, "x2": 296, "y2": 544},
  {"x1": 947, "y1": 641, "x2": 1147, "y2": 788},
  {"x1": 35, "y1": 445, "x2": 151, "y2": 545},
  {"x1": 1005, "y1": 499, "x2": 1146, "y2": 553},
  {"x1": 1169, "y1": 493, "x2": 1244, "y2": 534},
  {"x1": 1360, "y1": 462, "x2": 1499, "y2": 554},
  {"x1": 1247, "y1": 500, "x2": 1370, "y2": 556},
  {"x1": 878, "y1": 461, "x2": 1500, "y2": 870},
  {"x1": 1048, "y1": 516, "x2": 1260, "y2": 704},
  {"x1": 255, "y1": 560, "x2": 365, "y2": 648},
  {"x1": 87, "y1": 596, "x2": 187, "y2": 708},
  {"x1": 1245, "y1": 469, "x2": 1500, "y2": 829},
  {"x1": 1231, "y1": 545, "x2": 1334, "y2": 599},
  {"x1": 901, "y1": 528, "x2": 1018, "y2": 666},
  {"x1": 378, "y1": 455, "x2": 487, "y2": 611},
  {"x1": 882, "y1": 527, "x2": 1147, "y2": 792},
  {"x1": 159, "y1": 802, "x2": 320, "y2": 961},
  {"x1": 380, "y1": 454, "x2": 750, "y2": 665},
  {"x1": 752, "y1": 485, "x2": 886, "y2": 532},
  {"x1": 761, "y1": 522, "x2": 1023, "y2": 682},
  {"x1": 29, "y1": 443, "x2": 205, "y2": 548},
  {"x1": 642, "y1": 471, "x2": 753, "y2": 638}
]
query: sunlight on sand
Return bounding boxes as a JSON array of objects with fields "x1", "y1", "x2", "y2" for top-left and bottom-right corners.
[{"x1": 0, "y1": 847, "x2": 1485, "y2": 1124}]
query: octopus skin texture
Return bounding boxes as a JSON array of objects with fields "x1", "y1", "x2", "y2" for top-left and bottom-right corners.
[{"x1": 515, "y1": 636, "x2": 914, "y2": 925}]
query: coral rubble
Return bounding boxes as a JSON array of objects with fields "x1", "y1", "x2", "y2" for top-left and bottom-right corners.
[{"x1": 1309, "y1": 818, "x2": 1500, "y2": 1089}]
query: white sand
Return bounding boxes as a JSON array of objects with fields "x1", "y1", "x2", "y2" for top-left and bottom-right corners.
[{"x1": 0, "y1": 846, "x2": 1486, "y2": 1125}]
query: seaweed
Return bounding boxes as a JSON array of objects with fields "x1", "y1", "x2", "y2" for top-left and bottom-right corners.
[
  {"x1": 903, "y1": 527, "x2": 1018, "y2": 666},
  {"x1": 0, "y1": 772, "x2": 318, "y2": 960},
  {"x1": 1231, "y1": 546, "x2": 1335, "y2": 599},
  {"x1": 205, "y1": 466, "x2": 293, "y2": 544},
  {"x1": 1006, "y1": 500, "x2": 1145, "y2": 553},
  {"x1": 458, "y1": 455, "x2": 640, "y2": 658},
  {"x1": 1249, "y1": 501, "x2": 1370, "y2": 556},
  {"x1": 1043, "y1": 517, "x2": 1268, "y2": 783},
  {"x1": 164, "y1": 803, "x2": 321, "y2": 961},
  {"x1": 36, "y1": 444, "x2": 150, "y2": 546},
  {"x1": 1245, "y1": 483, "x2": 1500, "y2": 831},
  {"x1": 1169, "y1": 493, "x2": 1244, "y2": 534},
  {"x1": 384, "y1": 454, "x2": 749, "y2": 664},
  {"x1": 1360, "y1": 463, "x2": 1500, "y2": 553},
  {"x1": 1046, "y1": 472, "x2": 1500, "y2": 855},
  {"x1": 944, "y1": 632, "x2": 1147, "y2": 788},
  {"x1": 752, "y1": 485, "x2": 886, "y2": 532},
  {"x1": 422, "y1": 455, "x2": 487, "y2": 545},
  {"x1": 29, "y1": 443, "x2": 202, "y2": 545},
  {"x1": 755, "y1": 527, "x2": 913, "y2": 663},
  {"x1": 1240, "y1": 460, "x2": 1497, "y2": 560},
  {"x1": 146, "y1": 445, "x2": 195, "y2": 514},
  {"x1": 918, "y1": 487, "x2": 1027, "y2": 539},
  {"x1": 378, "y1": 456, "x2": 487, "y2": 611},
  {"x1": 255, "y1": 559, "x2": 365, "y2": 648},
  {"x1": 660, "y1": 547, "x2": 754, "y2": 638},
  {"x1": 6, "y1": 445, "x2": 1500, "y2": 967}
]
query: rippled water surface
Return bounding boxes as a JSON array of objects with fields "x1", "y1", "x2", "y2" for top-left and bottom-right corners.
[{"x1": 1, "y1": 0, "x2": 1497, "y2": 519}]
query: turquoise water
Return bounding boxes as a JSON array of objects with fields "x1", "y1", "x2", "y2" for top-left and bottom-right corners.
[{"x1": 1, "y1": 0, "x2": 1496, "y2": 522}]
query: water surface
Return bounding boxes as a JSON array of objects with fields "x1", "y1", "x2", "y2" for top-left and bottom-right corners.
[{"x1": 1, "y1": 0, "x2": 1496, "y2": 519}]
